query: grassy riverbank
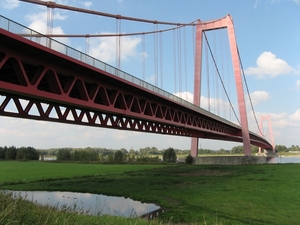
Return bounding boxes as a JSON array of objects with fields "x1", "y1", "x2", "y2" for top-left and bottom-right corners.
[{"x1": 0, "y1": 161, "x2": 299, "y2": 224}]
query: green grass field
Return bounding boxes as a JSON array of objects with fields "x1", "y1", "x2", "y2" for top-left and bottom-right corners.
[
  {"x1": 1, "y1": 161, "x2": 300, "y2": 224},
  {"x1": 0, "y1": 161, "x2": 166, "y2": 184}
]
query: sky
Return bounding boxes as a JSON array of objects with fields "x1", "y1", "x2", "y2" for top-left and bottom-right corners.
[{"x1": 0, "y1": 0, "x2": 299, "y2": 151}]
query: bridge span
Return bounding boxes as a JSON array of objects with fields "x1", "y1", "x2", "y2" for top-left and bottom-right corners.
[{"x1": 0, "y1": 15, "x2": 273, "y2": 155}]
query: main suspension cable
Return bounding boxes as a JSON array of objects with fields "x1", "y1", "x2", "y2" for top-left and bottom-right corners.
[
  {"x1": 19, "y1": 0, "x2": 197, "y2": 26},
  {"x1": 203, "y1": 31, "x2": 240, "y2": 124},
  {"x1": 237, "y1": 46, "x2": 265, "y2": 136}
]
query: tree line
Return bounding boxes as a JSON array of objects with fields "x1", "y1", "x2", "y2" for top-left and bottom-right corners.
[
  {"x1": 39, "y1": 146, "x2": 190, "y2": 157},
  {"x1": 1, "y1": 144, "x2": 298, "y2": 162},
  {"x1": 38, "y1": 144, "x2": 300, "y2": 159},
  {"x1": 0, "y1": 146, "x2": 39, "y2": 160},
  {"x1": 54, "y1": 147, "x2": 179, "y2": 163}
]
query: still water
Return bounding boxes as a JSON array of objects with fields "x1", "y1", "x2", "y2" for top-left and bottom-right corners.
[
  {"x1": 7, "y1": 191, "x2": 159, "y2": 217},
  {"x1": 267, "y1": 156, "x2": 300, "y2": 164}
]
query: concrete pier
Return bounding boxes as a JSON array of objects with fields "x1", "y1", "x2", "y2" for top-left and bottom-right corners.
[{"x1": 256, "y1": 149, "x2": 278, "y2": 158}]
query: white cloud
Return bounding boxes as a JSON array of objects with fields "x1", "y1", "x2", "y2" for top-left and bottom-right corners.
[
  {"x1": 247, "y1": 111, "x2": 299, "y2": 146},
  {"x1": 268, "y1": 113, "x2": 290, "y2": 128},
  {"x1": 245, "y1": 51, "x2": 294, "y2": 78},
  {"x1": 26, "y1": 11, "x2": 67, "y2": 24},
  {"x1": 81, "y1": 1, "x2": 92, "y2": 8},
  {"x1": 0, "y1": 0, "x2": 19, "y2": 9},
  {"x1": 89, "y1": 34, "x2": 141, "y2": 64},
  {"x1": 290, "y1": 109, "x2": 300, "y2": 121},
  {"x1": 26, "y1": 11, "x2": 69, "y2": 46},
  {"x1": 250, "y1": 91, "x2": 271, "y2": 105},
  {"x1": 296, "y1": 80, "x2": 300, "y2": 89},
  {"x1": 28, "y1": 20, "x2": 56, "y2": 34},
  {"x1": 253, "y1": 111, "x2": 298, "y2": 129},
  {"x1": 174, "y1": 91, "x2": 194, "y2": 103},
  {"x1": 145, "y1": 74, "x2": 156, "y2": 84}
]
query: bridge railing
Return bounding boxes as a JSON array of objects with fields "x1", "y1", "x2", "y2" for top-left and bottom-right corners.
[{"x1": 0, "y1": 14, "x2": 238, "y2": 128}]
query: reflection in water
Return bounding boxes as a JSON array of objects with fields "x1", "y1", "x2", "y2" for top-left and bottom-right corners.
[
  {"x1": 7, "y1": 191, "x2": 160, "y2": 217},
  {"x1": 267, "y1": 156, "x2": 300, "y2": 164}
]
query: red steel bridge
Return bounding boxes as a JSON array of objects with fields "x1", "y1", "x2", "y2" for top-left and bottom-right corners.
[{"x1": 0, "y1": 4, "x2": 273, "y2": 156}]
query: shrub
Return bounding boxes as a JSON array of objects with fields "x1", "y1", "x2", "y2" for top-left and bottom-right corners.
[
  {"x1": 185, "y1": 154, "x2": 194, "y2": 165},
  {"x1": 163, "y1": 147, "x2": 177, "y2": 162}
]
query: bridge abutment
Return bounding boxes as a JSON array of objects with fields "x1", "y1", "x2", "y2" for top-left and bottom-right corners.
[{"x1": 192, "y1": 156, "x2": 267, "y2": 165}]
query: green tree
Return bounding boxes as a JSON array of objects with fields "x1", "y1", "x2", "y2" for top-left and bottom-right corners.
[
  {"x1": 217, "y1": 148, "x2": 229, "y2": 154},
  {"x1": 5, "y1": 146, "x2": 17, "y2": 160},
  {"x1": 16, "y1": 147, "x2": 39, "y2": 160},
  {"x1": 120, "y1": 148, "x2": 128, "y2": 155},
  {"x1": 56, "y1": 148, "x2": 71, "y2": 161},
  {"x1": 163, "y1": 147, "x2": 177, "y2": 162},
  {"x1": 114, "y1": 150, "x2": 123, "y2": 162},
  {"x1": 251, "y1": 145, "x2": 259, "y2": 154},
  {"x1": 0, "y1": 147, "x2": 6, "y2": 160},
  {"x1": 148, "y1": 147, "x2": 159, "y2": 155},
  {"x1": 107, "y1": 154, "x2": 114, "y2": 162},
  {"x1": 275, "y1": 145, "x2": 288, "y2": 153},
  {"x1": 71, "y1": 150, "x2": 99, "y2": 161},
  {"x1": 231, "y1": 146, "x2": 244, "y2": 154},
  {"x1": 139, "y1": 147, "x2": 150, "y2": 158}
]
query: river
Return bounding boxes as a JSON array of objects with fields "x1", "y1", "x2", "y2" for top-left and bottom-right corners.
[{"x1": 267, "y1": 156, "x2": 300, "y2": 164}]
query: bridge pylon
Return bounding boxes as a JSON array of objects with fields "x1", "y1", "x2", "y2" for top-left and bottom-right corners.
[
  {"x1": 191, "y1": 15, "x2": 251, "y2": 157},
  {"x1": 258, "y1": 115, "x2": 275, "y2": 153}
]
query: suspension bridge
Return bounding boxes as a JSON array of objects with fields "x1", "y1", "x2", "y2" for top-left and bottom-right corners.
[{"x1": 0, "y1": 0, "x2": 274, "y2": 157}]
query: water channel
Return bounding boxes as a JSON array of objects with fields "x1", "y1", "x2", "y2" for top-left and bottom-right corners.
[{"x1": 6, "y1": 190, "x2": 160, "y2": 218}]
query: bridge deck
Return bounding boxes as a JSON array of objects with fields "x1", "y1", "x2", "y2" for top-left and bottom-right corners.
[{"x1": 0, "y1": 15, "x2": 273, "y2": 150}]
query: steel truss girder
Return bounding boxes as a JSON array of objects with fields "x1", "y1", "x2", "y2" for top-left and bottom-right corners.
[
  {"x1": 0, "y1": 94, "x2": 212, "y2": 137},
  {"x1": 0, "y1": 49, "x2": 237, "y2": 140},
  {"x1": 0, "y1": 28, "x2": 272, "y2": 149}
]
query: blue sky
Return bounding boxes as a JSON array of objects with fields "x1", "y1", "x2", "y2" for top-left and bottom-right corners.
[{"x1": 0, "y1": 0, "x2": 299, "y2": 151}]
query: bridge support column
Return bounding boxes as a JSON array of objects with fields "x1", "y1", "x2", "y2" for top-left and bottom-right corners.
[
  {"x1": 190, "y1": 15, "x2": 252, "y2": 156},
  {"x1": 191, "y1": 138, "x2": 199, "y2": 157},
  {"x1": 259, "y1": 115, "x2": 275, "y2": 153},
  {"x1": 190, "y1": 20, "x2": 202, "y2": 157},
  {"x1": 226, "y1": 16, "x2": 251, "y2": 156}
]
